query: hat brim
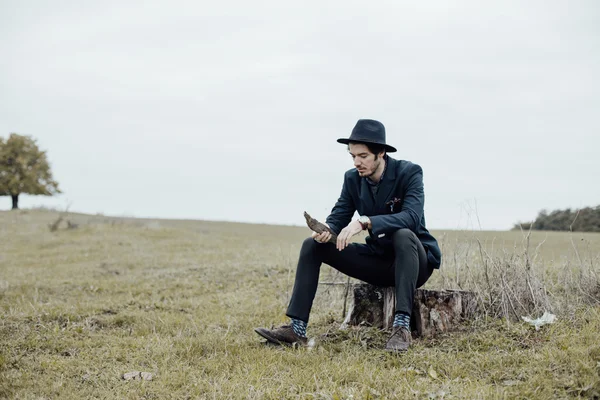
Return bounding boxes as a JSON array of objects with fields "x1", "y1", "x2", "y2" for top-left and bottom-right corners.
[{"x1": 337, "y1": 138, "x2": 397, "y2": 153}]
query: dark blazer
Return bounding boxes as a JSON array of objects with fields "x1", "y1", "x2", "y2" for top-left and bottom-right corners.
[{"x1": 325, "y1": 156, "x2": 442, "y2": 269}]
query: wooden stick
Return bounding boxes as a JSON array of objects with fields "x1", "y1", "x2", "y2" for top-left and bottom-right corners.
[
  {"x1": 304, "y1": 211, "x2": 338, "y2": 244},
  {"x1": 318, "y1": 282, "x2": 349, "y2": 286},
  {"x1": 342, "y1": 276, "x2": 351, "y2": 318}
]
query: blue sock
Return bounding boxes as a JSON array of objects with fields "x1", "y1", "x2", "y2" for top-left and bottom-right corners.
[
  {"x1": 290, "y1": 318, "x2": 307, "y2": 337},
  {"x1": 393, "y1": 312, "x2": 410, "y2": 329}
]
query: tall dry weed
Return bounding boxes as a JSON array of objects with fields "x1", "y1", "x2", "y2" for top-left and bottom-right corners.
[{"x1": 438, "y1": 229, "x2": 600, "y2": 321}]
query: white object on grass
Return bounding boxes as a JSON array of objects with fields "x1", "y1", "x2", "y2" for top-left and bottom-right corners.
[
  {"x1": 122, "y1": 371, "x2": 153, "y2": 381},
  {"x1": 521, "y1": 311, "x2": 556, "y2": 330}
]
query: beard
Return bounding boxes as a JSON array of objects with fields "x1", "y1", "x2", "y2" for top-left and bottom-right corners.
[{"x1": 357, "y1": 158, "x2": 381, "y2": 178}]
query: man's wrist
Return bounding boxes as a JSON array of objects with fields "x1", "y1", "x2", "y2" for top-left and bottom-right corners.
[{"x1": 358, "y1": 216, "x2": 370, "y2": 230}]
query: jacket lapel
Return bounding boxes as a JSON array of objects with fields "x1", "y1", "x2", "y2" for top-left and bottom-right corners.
[{"x1": 374, "y1": 157, "x2": 397, "y2": 211}]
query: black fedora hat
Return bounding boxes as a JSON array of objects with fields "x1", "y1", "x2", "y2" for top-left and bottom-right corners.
[{"x1": 337, "y1": 119, "x2": 397, "y2": 153}]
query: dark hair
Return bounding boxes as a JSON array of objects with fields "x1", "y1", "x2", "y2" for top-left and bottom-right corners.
[{"x1": 348, "y1": 141, "x2": 386, "y2": 159}]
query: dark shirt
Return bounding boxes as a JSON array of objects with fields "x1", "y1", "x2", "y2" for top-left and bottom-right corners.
[{"x1": 366, "y1": 155, "x2": 388, "y2": 196}]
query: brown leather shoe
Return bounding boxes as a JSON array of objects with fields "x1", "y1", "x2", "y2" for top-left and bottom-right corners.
[
  {"x1": 254, "y1": 325, "x2": 308, "y2": 347},
  {"x1": 385, "y1": 327, "x2": 412, "y2": 352}
]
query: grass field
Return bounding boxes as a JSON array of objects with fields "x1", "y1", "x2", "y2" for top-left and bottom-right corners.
[{"x1": 1, "y1": 210, "x2": 599, "y2": 399}]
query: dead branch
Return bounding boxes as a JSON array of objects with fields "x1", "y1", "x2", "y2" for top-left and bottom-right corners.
[
  {"x1": 303, "y1": 212, "x2": 338, "y2": 244},
  {"x1": 342, "y1": 276, "x2": 351, "y2": 318},
  {"x1": 318, "y1": 282, "x2": 349, "y2": 286},
  {"x1": 48, "y1": 216, "x2": 63, "y2": 232}
]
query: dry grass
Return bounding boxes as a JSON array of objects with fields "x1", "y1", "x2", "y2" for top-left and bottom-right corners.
[
  {"x1": 432, "y1": 229, "x2": 600, "y2": 320},
  {"x1": 1, "y1": 210, "x2": 599, "y2": 399}
]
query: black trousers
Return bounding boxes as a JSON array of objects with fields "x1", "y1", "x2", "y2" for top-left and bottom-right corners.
[{"x1": 286, "y1": 228, "x2": 434, "y2": 323}]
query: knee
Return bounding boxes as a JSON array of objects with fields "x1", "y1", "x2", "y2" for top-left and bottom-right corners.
[
  {"x1": 300, "y1": 237, "x2": 319, "y2": 255},
  {"x1": 392, "y1": 229, "x2": 417, "y2": 249},
  {"x1": 302, "y1": 237, "x2": 317, "y2": 249}
]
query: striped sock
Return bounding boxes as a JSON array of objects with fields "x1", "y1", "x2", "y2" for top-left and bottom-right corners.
[
  {"x1": 290, "y1": 318, "x2": 307, "y2": 338},
  {"x1": 393, "y1": 312, "x2": 410, "y2": 330}
]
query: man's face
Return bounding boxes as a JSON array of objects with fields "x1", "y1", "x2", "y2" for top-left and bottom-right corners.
[{"x1": 348, "y1": 143, "x2": 383, "y2": 178}]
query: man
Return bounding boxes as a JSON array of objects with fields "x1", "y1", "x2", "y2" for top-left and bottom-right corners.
[{"x1": 255, "y1": 119, "x2": 442, "y2": 352}]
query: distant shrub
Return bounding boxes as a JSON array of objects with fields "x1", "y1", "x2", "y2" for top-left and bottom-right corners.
[{"x1": 513, "y1": 205, "x2": 600, "y2": 232}]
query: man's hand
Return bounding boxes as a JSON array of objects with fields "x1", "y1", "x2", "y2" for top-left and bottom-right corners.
[
  {"x1": 336, "y1": 220, "x2": 363, "y2": 251},
  {"x1": 312, "y1": 222, "x2": 332, "y2": 243}
]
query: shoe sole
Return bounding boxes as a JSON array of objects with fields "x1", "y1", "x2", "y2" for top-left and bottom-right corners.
[
  {"x1": 254, "y1": 328, "x2": 290, "y2": 347},
  {"x1": 254, "y1": 328, "x2": 306, "y2": 347}
]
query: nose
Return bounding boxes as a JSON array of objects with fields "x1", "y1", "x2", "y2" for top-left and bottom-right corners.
[{"x1": 354, "y1": 159, "x2": 361, "y2": 167}]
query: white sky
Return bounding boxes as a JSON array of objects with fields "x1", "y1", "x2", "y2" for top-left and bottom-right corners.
[{"x1": 1, "y1": 0, "x2": 599, "y2": 230}]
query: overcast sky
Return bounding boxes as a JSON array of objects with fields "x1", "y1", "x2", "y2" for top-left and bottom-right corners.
[{"x1": 1, "y1": 0, "x2": 599, "y2": 230}]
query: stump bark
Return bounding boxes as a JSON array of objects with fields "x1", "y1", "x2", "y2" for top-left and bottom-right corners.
[{"x1": 342, "y1": 284, "x2": 479, "y2": 337}]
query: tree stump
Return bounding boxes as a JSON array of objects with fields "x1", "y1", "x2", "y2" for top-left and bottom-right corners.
[{"x1": 341, "y1": 284, "x2": 479, "y2": 337}]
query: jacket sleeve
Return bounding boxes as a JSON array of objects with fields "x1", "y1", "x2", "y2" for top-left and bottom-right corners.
[
  {"x1": 325, "y1": 173, "x2": 356, "y2": 235},
  {"x1": 370, "y1": 164, "x2": 424, "y2": 235}
]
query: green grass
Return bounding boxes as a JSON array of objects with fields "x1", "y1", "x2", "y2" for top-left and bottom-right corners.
[{"x1": 1, "y1": 210, "x2": 599, "y2": 399}]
